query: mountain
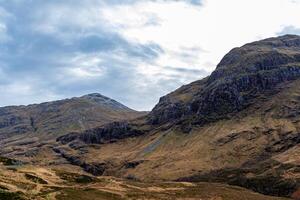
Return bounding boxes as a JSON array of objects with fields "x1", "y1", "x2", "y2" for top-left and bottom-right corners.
[
  {"x1": 2, "y1": 35, "x2": 300, "y2": 199},
  {"x1": 55, "y1": 35, "x2": 300, "y2": 199},
  {"x1": 0, "y1": 93, "x2": 145, "y2": 159},
  {"x1": 149, "y1": 34, "x2": 300, "y2": 128}
]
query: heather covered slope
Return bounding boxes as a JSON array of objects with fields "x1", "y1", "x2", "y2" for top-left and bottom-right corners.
[{"x1": 55, "y1": 35, "x2": 300, "y2": 198}]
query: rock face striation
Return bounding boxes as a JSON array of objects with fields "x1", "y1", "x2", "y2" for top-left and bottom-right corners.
[
  {"x1": 57, "y1": 121, "x2": 145, "y2": 145},
  {"x1": 149, "y1": 35, "x2": 300, "y2": 127}
]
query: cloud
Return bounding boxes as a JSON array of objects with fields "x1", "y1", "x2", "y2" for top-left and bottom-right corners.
[
  {"x1": 1, "y1": 0, "x2": 300, "y2": 110},
  {"x1": 0, "y1": 7, "x2": 11, "y2": 43},
  {"x1": 0, "y1": 0, "x2": 209, "y2": 110},
  {"x1": 277, "y1": 25, "x2": 300, "y2": 36}
]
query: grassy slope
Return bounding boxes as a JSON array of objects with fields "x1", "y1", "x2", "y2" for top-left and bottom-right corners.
[{"x1": 0, "y1": 160, "x2": 290, "y2": 200}]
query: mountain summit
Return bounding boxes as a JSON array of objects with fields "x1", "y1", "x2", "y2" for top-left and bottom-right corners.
[
  {"x1": 149, "y1": 34, "x2": 300, "y2": 128},
  {"x1": 80, "y1": 93, "x2": 133, "y2": 111}
]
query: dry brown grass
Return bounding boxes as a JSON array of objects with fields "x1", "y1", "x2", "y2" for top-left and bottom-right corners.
[{"x1": 0, "y1": 162, "x2": 291, "y2": 200}]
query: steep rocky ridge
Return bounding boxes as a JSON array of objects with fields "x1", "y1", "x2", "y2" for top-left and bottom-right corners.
[{"x1": 149, "y1": 35, "x2": 300, "y2": 128}]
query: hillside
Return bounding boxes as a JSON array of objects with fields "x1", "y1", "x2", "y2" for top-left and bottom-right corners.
[
  {"x1": 55, "y1": 35, "x2": 300, "y2": 199},
  {"x1": 0, "y1": 93, "x2": 145, "y2": 160}
]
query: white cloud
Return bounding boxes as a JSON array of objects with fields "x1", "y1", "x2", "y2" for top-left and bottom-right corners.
[
  {"x1": 66, "y1": 54, "x2": 105, "y2": 79},
  {"x1": 0, "y1": 80, "x2": 62, "y2": 106},
  {"x1": 31, "y1": 2, "x2": 110, "y2": 43},
  {"x1": 102, "y1": 0, "x2": 300, "y2": 74}
]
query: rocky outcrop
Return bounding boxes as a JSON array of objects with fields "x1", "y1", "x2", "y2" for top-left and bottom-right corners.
[
  {"x1": 57, "y1": 121, "x2": 145, "y2": 145},
  {"x1": 148, "y1": 35, "x2": 300, "y2": 127},
  {"x1": 123, "y1": 160, "x2": 144, "y2": 169},
  {"x1": 52, "y1": 147, "x2": 108, "y2": 176}
]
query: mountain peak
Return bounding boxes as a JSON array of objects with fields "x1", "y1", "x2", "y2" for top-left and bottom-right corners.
[
  {"x1": 149, "y1": 35, "x2": 300, "y2": 127},
  {"x1": 263, "y1": 34, "x2": 300, "y2": 45},
  {"x1": 216, "y1": 34, "x2": 300, "y2": 70},
  {"x1": 0, "y1": 93, "x2": 142, "y2": 140},
  {"x1": 80, "y1": 93, "x2": 131, "y2": 111},
  {"x1": 81, "y1": 93, "x2": 108, "y2": 99}
]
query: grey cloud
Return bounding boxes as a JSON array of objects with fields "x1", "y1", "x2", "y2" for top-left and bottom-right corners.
[{"x1": 164, "y1": 66, "x2": 208, "y2": 74}]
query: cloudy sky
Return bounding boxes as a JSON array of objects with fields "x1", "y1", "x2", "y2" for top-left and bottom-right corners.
[{"x1": 0, "y1": 0, "x2": 300, "y2": 110}]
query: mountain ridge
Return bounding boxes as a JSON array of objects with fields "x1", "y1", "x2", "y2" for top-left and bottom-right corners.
[
  {"x1": 52, "y1": 34, "x2": 300, "y2": 199},
  {"x1": 148, "y1": 34, "x2": 300, "y2": 128}
]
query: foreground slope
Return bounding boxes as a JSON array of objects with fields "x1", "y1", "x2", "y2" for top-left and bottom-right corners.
[
  {"x1": 0, "y1": 157, "x2": 290, "y2": 200},
  {"x1": 56, "y1": 35, "x2": 300, "y2": 198}
]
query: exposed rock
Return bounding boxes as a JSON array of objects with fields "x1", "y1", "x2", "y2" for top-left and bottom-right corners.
[
  {"x1": 0, "y1": 157, "x2": 24, "y2": 166},
  {"x1": 123, "y1": 160, "x2": 144, "y2": 169},
  {"x1": 57, "y1": 121, "x2": 146, "y2": 144},
  {"x1": 52, "y1": 147, "x2": 107, "y2": 176}
]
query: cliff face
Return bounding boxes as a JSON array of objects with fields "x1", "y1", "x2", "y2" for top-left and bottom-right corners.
[
  {"x1": 57, "y1": 121, "x2": 145, "y2": 145},
  {"x1": 149, "y1": 35, "x2": 300, "y2": 127}
]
